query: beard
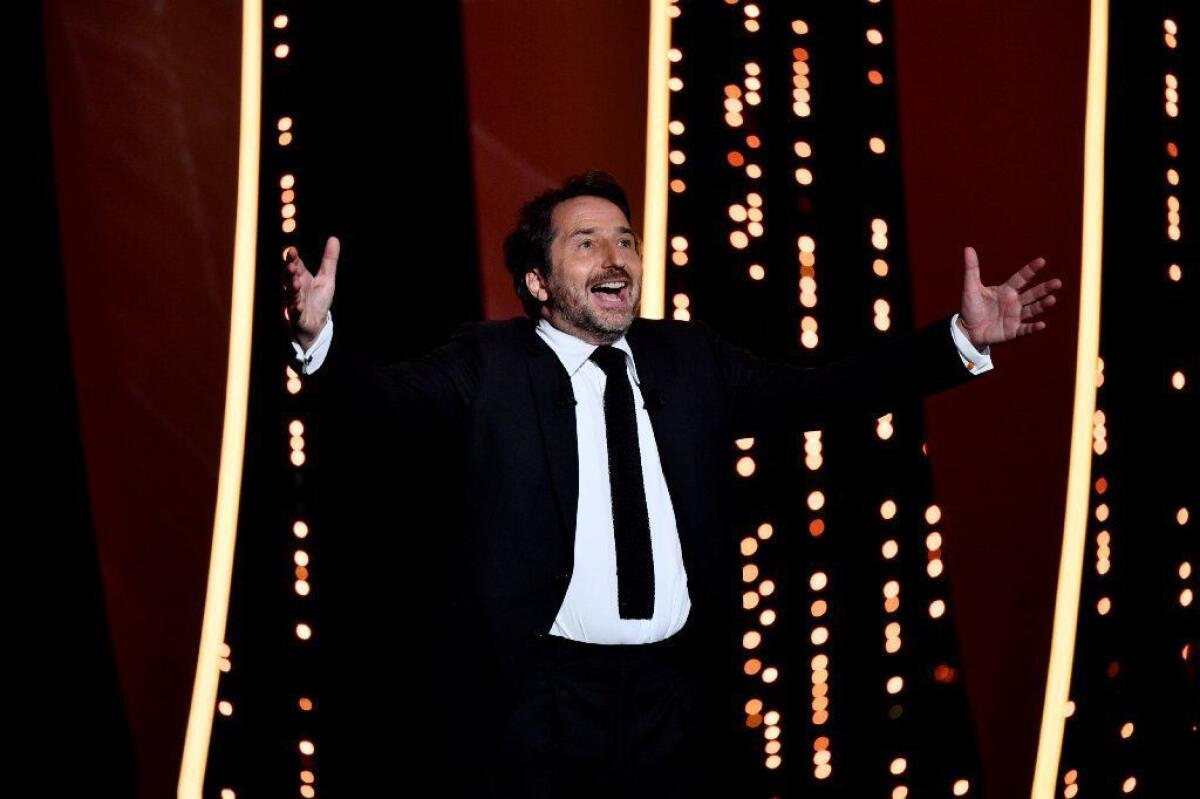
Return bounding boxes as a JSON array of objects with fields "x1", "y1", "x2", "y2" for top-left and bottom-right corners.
[{"x1": 545, "y1": 270, "x2": 640, "y2": 343}]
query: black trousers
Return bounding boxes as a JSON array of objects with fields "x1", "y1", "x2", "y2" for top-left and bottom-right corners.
[{"x1": 488, "y1": 623, "x2": 709, "y2": 798}]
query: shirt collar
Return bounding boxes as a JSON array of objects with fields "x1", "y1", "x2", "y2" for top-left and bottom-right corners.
[{"x1": 535, "y1": 317, "x2": 641, "y2": 385}]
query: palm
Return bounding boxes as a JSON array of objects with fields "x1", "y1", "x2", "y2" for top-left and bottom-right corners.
[
  {"x1": 283, "y1": 237, "x2": 340, "y2": 349},
  {"x1": 959, "y1": 246, "x2": 1061, "y2": 347}
]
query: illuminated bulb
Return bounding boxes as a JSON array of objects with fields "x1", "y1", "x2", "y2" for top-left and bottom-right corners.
[
  {"x1": 274, "y1": 43, "x2": 290, "y2": 59},
  {"x1": 954, "y1": 779, "x2": 970, "y2": 796},
  {"x1": 882, "y1": 540, "x2": 899, "y2": 559},
  {"x1": 810, "y1": 572, "x2": 828, "y2": 591},
  {"x1": 890, "y1": 757, "x2": 907, "y2": 775},
  {"x1": 736, "y1": 456, "x2": 756, "y2": 476},
  {"x1": 296, "y1": 623, "x2": 312, "y2": 640},
  {"x1": 880, "y1": 499, "x2": 897, "y2": 520},
  {"x1": 808, "y1": 491, "x2": 825, "y2": 511},
  {"x1": 299, "y1": 740, "x2": 315, "y2": 756},
  {"x1": 218, "y1": 700, "x2": 233, "y2": 717}
]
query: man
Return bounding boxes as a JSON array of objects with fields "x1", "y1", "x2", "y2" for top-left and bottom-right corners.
[{"x1": 282, "y1": 171, "x2": 1060, "y2": 796}]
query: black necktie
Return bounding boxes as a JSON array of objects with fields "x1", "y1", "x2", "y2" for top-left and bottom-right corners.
[{"x1": 589, "y1": 345, "x2": 655, "y2": 619}]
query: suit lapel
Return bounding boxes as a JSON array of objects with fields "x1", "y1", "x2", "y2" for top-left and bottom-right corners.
[
  {"x1": 624, "y1": 319, "x2": 699, "y2": 548},
  {"x1": 523, "y1": 320, "x2": 580, "y2": 547}
]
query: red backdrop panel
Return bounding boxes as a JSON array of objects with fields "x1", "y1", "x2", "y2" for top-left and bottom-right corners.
[{"x1": 42, "y1": 1, "x2": 240, "y2": 794}]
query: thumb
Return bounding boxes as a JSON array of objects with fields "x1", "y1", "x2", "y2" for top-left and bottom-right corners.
[
  {"x1": 318, "y1": 236, "x2": 340, "y2": 282},
  {"x1": 963, "y1": 246, "x2": 982, "y2": 290}
]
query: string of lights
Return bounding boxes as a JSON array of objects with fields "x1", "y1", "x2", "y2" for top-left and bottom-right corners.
[{"x1": 659, "y1": 1, "x2": 982, "y2": 794}]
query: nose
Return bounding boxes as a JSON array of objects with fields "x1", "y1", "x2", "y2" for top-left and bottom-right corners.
[{"x1": 601, "y1": 237, "x2": 627, "y2": 268}]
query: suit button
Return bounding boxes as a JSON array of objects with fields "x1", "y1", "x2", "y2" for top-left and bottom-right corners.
[{"x1": 555, "y1": 571, "x2": 569, "y2": 585}]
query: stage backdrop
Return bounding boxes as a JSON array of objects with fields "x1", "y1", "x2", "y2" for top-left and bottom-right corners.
[{"x1": 43, "y1": 1, "x2": 1082, "y2": 795}]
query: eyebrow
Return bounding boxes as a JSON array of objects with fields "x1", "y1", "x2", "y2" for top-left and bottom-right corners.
[{"x1": 568, "y1": 226, "x2": 636, "y2": 238}]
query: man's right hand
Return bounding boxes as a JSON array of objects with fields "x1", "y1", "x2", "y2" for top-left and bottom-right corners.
[{"x1": 284, "y1": 236, "x2": 339, "y2": 351}]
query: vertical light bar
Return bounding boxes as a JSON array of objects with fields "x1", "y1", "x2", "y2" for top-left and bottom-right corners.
[
  {"x1": 177, "y1": 1, "x2": 262, "y2": 796},
  {"x1": 642, "y1": 0, "x2": 671, "y2": 320},
  {"x1": 1030, "y1": 1, "x2": 1107, "y2": 797}
]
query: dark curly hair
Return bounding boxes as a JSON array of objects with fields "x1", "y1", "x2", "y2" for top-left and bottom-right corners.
[{"x1": 503, "y1": 171, "x2": 637, "y2": 318}]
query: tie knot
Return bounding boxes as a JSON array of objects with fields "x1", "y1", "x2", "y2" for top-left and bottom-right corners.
[{"x1": 589, "y1": 344, "x2": 626, "y2": 378}]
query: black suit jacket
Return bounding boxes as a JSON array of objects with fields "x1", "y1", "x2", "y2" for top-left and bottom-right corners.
[{"x1": 310, "y1": 312, "x2": 981, "y2": 787}]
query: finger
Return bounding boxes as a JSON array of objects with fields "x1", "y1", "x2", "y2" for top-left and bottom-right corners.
[
  {"x1": 318, "y1": 236, "x2": 340, "y2": 282},
  {"x1": 1005, "y1": 257, "x2": 1046, "y2": 291},
  {"x1": 1020, "y1": 294, "x2": 1056, "y2": 320},
  {"x1": 1018, "y1": 277, "x2": 1062, "y2": 304},
  {"x1": 1016, "y1": 320, "x2": 1048, "y2": 336}
]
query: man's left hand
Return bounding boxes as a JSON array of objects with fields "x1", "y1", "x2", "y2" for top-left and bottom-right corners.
[{"x1": 959, "y1": 246, "x2": 1062, "y2": 348}]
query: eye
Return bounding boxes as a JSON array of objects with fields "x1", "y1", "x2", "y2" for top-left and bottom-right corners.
[
  {"x1": 580, "y1": 239, "x2": 593, "y2": 250},
  {"x1": 619, "y1": 238, "x2": 633, "y2": 248}
]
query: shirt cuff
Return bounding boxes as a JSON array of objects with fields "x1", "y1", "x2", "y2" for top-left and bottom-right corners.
[
  {"x1": 949, "y1": 313, "x2": 993, "y2": 375},
  {"x1": 291, "y1": 311, "x2": 333, "y2": 374}
]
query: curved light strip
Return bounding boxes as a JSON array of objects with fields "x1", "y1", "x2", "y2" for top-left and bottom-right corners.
[
  {"x1": 1030, "y1": 1, "x2": 1107, "y2": 796},
  {"x1": 641, "y1": 0, "x2": 671, "y2": 320},
  {"x1": 177, "y1": 1, "x2": 262, "y2": 796}
]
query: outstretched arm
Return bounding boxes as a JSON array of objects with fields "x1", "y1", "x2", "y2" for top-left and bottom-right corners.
[
  {"x1": 282, "y1": 237, "x2": 480, "y2": 433},
  {"x1": 700, "y1": 312, "x2": 974, "y2": 436},
  {"x1": 702, "y1": 247, "x2": 1061, "y2": 434}
]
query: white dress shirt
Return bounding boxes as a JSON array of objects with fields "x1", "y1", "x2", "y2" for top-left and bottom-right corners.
[
  {"x1": 533, "y1": 318, "x2": 693, "y2": 644},
  {"x1": 291, "y1": 310, "x2": 991, "y2": 645}
]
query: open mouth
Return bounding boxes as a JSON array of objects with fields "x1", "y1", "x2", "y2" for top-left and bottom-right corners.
[{"x1": 589, "y1": 279, "x2": 630, "y2": 308}]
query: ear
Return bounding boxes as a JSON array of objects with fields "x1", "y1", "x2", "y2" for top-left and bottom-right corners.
[{"x1": 524, "y1": 268, "x2": 549, "y2": 302}]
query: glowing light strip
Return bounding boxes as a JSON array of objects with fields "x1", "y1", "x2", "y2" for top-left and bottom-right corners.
[
  {"x1": 1030, "y1": 1, "x2": 1107, "y2": 796},
  {"x1": 642, "y1": 0, "x2": 671, "y2": 319},
  {"x1": 177, "y1": 1, "x2": 262, "y2": 795}
]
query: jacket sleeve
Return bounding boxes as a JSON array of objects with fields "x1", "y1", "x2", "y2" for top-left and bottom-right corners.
[
  {"x1": 295, "y1": 322, "x2": 482, "y2": 436},
  {"x1": 695, "y1": 313, "x2": 984, "y2": 436}
]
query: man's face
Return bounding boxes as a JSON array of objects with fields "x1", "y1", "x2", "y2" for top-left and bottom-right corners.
[{"x1": 527, "y1": 195, "x2": 642, "y2": 344}]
